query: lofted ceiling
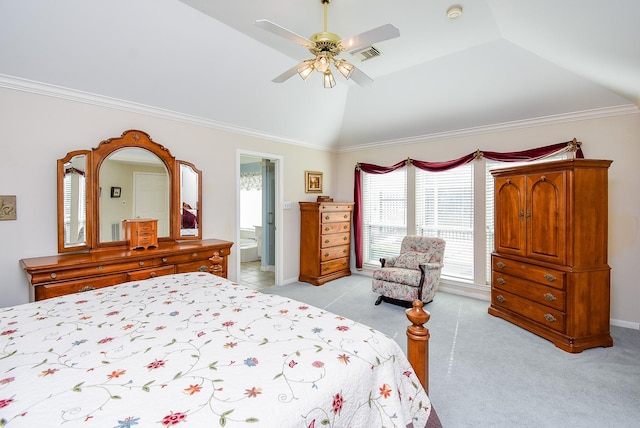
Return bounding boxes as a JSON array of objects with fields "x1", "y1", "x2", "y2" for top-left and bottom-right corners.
[{"x1": 0, "y1": 0, "x2": 638, "y2": 150}]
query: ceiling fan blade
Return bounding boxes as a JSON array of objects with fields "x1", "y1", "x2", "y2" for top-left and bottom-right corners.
[
  {"x1": 350, "y1": 67, "x2": 374, "y2": 87},
  {"x1": 340, "y1": 23, "x2": 400, "y2": 52},
  {"x1": 271, "y1": 62, "x2": 305, "y2": 83},
  {"x1": 255, "y1": 19, "x2": 313, "y2": 48}
]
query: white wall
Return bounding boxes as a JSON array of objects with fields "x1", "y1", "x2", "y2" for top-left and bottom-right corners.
[
  {"x1": 0, "y1": 87, "x2": 335, "y2": 307},
  {"x1": 334, "y1": 112, "x2": 640, "y2": 328}
]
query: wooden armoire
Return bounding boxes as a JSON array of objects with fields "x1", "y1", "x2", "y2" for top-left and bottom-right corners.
[
  {"x1": 299, "y1": 202, "x2": 354, "y2": 285},
  {"x1": 489, "y1": 158, "x2": 613, "y2": 353}
]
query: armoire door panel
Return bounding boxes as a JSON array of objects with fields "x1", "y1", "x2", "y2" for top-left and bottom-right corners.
[
  {"x1": 494, "y1": 175, "x2": 526, "y2": 256},
  {"x1": 526, "y1": 171, "x2": 566, "y2": 264}
]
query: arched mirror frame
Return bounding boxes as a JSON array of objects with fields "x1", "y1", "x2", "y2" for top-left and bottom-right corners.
[{"x1": 57, "y1": 129, "x2": 202, "y2": 253}]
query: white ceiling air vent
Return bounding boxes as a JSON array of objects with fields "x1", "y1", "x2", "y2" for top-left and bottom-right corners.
[{"x1": 350, "y1": 45, "x2": 381, "y2": 62}]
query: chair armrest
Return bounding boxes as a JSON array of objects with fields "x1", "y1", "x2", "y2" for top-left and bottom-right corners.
[{"x1": 420, "y1": 262, "x2": 443, "y2": 271}]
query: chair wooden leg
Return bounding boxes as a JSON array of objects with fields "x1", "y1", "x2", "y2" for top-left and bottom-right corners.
[{"x1": 375, "y1": 296, "x2": 383, "y2": 305}]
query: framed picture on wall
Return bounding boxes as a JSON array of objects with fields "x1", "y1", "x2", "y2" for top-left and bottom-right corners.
[
  {"x1": 305, "y1": 171, "x2": 323, "y2": 193},
  {"x1": 110, "y1": 186, "x2": 121, "y2": 198}
]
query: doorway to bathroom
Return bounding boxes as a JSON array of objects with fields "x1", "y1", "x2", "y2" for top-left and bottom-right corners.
[{"x1": 238, "y1": 153, "x2": 280, "y2": 289}]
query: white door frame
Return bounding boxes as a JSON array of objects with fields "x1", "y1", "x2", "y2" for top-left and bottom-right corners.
[{"x1": 236, "y1": 150, "x2": 283, "y2": 285}]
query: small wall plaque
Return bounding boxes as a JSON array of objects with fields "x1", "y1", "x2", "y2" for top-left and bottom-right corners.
[{"x1": 0, "y1": 195, "x2": 17, "y2": 221}]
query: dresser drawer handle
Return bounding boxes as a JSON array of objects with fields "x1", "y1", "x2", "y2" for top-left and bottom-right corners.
[
  {"x1": 343, "y1": 236, "x2": 347, "y2": 241},
  {"x1": 97, "y1": 266, "x2": 104, "y2": 271},
  {"x1": 325, "y1": 227, "x2": 330, "y2": 231},
  {"x1": 78, "y1": 285, "x2": 96, "y2": 293},
  {"x1": 343, "y1": 214, "x2": 348, "y2": 219},
  {"x1": 325, "y1": 239, "x2": 330, "y2": 244},
  {"x1": 544, "y1": 313, "x2": 557, "y2": 323},
  {"x1": 150, "y1": 272, "x2": 157, "y2": 278},
  {"x1": 162, "y1": 257, "x2": 168, "y2": 263},
  {"x1": 192, "y1": 253, "x2": 199, "y2": 258},
  {"x1": 324, "y1": 253, "x2": 330, "y2": 257},
  {"x1": 324, "y1": 266, "x2": 330, "y2": 271},
  {"x1": 50, "y1": 273, "x2": 57, "y2": 279},
  {"x1": 544, "y1": 273, "x2": 556, "y2": 282},
  {"x1": 325, "y1": 215, "x2": 330, "y2": 220},
  {"x1": 496, "y1": 295, "x2": 506, "y2": 303},
  {"x1": 544, "y1": 293, "x2": 557, "y2": 302},
  {"x1": 496, "y1": 261, "x2": 506, "y2": 269},
  {"x1": 496, "y1": 277, "x2": 506, "y2": 285},
  {"x1": 139, "y1": 261, "x2": 145, "y2": 266},
  {"x1": 343, "y1": 225, "x2": 348, "y2": 229},
  {"x1": 343, "y1": 249, "x2": 347, "y2": 254},
  {"x1": 198, "y1": 265, "x2": 209, "y2": 272}
]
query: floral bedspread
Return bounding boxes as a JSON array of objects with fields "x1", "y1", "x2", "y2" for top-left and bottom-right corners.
[{"x1": 0, "y1": 273, "x2": 431, "y2": 427}]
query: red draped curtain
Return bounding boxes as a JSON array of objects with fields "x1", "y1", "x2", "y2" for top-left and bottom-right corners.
[{"x1": 353, "y1": 139, "x2": 583, "y2": 269}]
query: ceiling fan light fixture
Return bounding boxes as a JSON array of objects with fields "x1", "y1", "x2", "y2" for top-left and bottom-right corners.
[
  {"x1": 297, "y1": 60, "x2": 315, "y2": 81},
  {"x1": 335, "y1": 59, "x2": 354, "y2": 79},
  {"x1": 323, "y1": 70, "x2": 336, "y2": 88},
  {"x1": 314, "y1": 53, "x2": 330, "y2": 73}
]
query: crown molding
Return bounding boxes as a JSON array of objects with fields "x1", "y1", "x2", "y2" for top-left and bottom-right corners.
[
  {"x1": 0, "y1": 74, "x2": 333, "y2": 152},
  {"x1": 337, "y1": 104, "x2": 639, "y2": 153}
]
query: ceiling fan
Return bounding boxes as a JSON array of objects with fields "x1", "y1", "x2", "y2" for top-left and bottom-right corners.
[{"x1": 255, "y1": 0, "x2": 400, "y2": 88}]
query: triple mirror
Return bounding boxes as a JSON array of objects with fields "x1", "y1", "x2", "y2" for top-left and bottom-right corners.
[{"x1": 57, "y1": 130, "x2": 202, "y2": 253}]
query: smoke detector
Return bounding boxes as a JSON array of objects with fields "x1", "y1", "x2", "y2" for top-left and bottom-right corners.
[{"x1": 447, "y1": 5, "x2": 463, "y2": 20}]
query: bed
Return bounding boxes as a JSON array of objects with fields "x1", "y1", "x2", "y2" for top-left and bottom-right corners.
[{"x1": 0, "y1": 272, "x2": 439, "y2": 427}]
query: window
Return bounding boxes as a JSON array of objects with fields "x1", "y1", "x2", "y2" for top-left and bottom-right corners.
[
  {"x1": 362, "y1": 168, "x2": 407, "y2": 264},
  {"x1": 63, "y1": 172, "x2": 86, "y2": 245},
  {"x1": 416, "y1": 164, "x2": 474, "y2": 280}
]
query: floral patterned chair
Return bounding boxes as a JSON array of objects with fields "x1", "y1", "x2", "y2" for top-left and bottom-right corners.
[{"x1": 372, "y1": 236, "x2": 446, "y2": 307}]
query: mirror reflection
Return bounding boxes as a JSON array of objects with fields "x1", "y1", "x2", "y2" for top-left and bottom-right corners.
[
  {"x1": 62, "y1": 154, "x2": 87, "y2": 248},
  {"x1": 99, "y1": 148, "x2": 170, "y2": 243},
  {"x1": 180, "y1": 163, "x2": 199, "y2": 237}
]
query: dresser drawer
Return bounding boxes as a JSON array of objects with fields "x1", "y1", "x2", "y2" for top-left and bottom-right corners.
[
  {"x1": 492, "y1": 256, "x2": 565, "y2": 290},
  {"x1": 176, "y1": 260, "x2": 220, "y2": 275},
  {"x1": 492, "y1": 289, "x2": 566, "y2": 333},
  {"x1": 160, "y1": 251, "x2": 218, "y2": 265},
  {"x1": 126, "y1": 265, "x2": 175, "y2": 281},
  {"x1": 321, "y1": 245, "x2": 350, "y2": 262},
  {"x1": 30, "y1": 260, "x2": 155, "y2": 284},
  {"x1": 321, "y1": 232, "x2": 350, "y2": 248},
  {"x1": 321, "y1": 211, "x2": 352, "y2": 223},
  {"x1": 322, "y1": 221, "x2": 350, "y2": 234},
  {"x1": 320, "y1": 257, "x2": 350, "y2": 275},
  {"x1": 320, "y1": 204, "x2": 353, "y2": 213},
  {"x1": 492, "y1": 271, "x2": 565, "y2": 311},
  {"x1": 34, "y1": 273, "x2": 128, "y2": 300}
]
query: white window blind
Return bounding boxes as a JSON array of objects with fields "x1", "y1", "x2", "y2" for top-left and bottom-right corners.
[
  {"x1": 362, "y1": 168, "x2": 407, "y2": 265},
  {"x1": 416, "y1": 164, "x2": 474, "y2": 280}
]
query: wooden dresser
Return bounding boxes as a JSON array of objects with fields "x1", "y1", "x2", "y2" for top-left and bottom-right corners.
[
  {"x1": 21, "y1": 239, "x2": 232, "y2": 301},
  {"x1": 299, "y1": 202, "x2": 354, "y2": 285},
  {"x1": 489, "y1": 159, "x2": 612, "y2": 353}
]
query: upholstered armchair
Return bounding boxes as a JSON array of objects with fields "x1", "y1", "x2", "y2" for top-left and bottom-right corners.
[{"x1": 372, "y1": 236, "x2": 445, "y2": 307}]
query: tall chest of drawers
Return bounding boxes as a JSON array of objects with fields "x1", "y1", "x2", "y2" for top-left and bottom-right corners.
[
  {"x1": 299, "y1": 202, "x2": 354, "y2": 285},
  {"x1": 489, "y1": 159, "x2": 612, "y2": 353}
]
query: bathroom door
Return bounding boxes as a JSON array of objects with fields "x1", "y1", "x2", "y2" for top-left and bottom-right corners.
[{"x1": 262, "y1": 160, "x2": 276, "y2": 269}]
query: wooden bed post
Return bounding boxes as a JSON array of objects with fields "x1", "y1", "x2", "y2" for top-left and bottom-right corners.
[{"x1": 406, "y1": 300, "x2": 430, "y2": 395}]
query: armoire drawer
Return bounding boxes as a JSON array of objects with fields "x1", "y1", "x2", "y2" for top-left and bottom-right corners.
[
  {"x1": 492, "y1": 289, "x2": 566, "y2": 333},
  {"x1": 320, "y1": 258, "x2": 350, "y2": 275},
  {"x1": 492, "y1": 256, "x2": 565, "y2": 290},
  {"x1": 34, "y1": 273, "x2": 128, "y2": 300},
  {"x1": 492, "y1": 271, "x2": 565, "y2": 311}
]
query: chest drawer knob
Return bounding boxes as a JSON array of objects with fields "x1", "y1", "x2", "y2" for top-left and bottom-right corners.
[
  {"x1": 162, "y1": 257, "x2": 168, "y2": 263},
  {"x1": 544, "y1": 313, "x2": 557, "y2": 323},
  {"x1": 50, "y1": 273, "x2": 57, "y2": 279},
  {"x1": 324, "y1": 252, "x2": 330, "y2": 257},
  {"x1": 97, "y1": 265, "x2": 104, "y2": 271},
  {"x1": 496, "y1": 295, "x2": 506, "y2": 303},
  {"x1": 192, "y1": 252, "x2": 199, "y2": 258},
  {"x1": 324, "y1": 239, "x2": 330, "y2": 244},
  {"x1": 496, "y1": 277, "x2": 506, "y2": 285},
  {"x1": 325, "y1": 227, "x2": 330, "y2": 231},
  {"x1": 325, "y1": 215, "x2": 330, "y2": 220},
  {"x1": 544, "y1": 293, "x2": 557, "y2": 302},
  {"x1": 496, "y1": 261, "x2": 506, "y2": 269},
  {"x1": 139, "y1": 261, "x2": 145, "y2": 266},
  {"x1": 544, "y1": 273, "x2": 556, "y2": 282},
  {"x1": 343, "y1": 214, "x2": 348, "y2": 219}
]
